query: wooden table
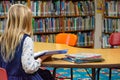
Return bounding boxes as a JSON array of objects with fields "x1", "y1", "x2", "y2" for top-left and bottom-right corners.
[{"x1": 34, "y1": 42, "x2": 120, "y2": 80}]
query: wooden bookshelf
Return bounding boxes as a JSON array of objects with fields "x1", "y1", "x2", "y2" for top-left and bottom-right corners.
[
  {"x1": 104, "y1": 16, "x2": 120, "y2": 19},
  {"x1": 0, "y1": 0, "x2": 95, "y2": 48},
  {"x1": 0, "y1": 16, "x2": 7, "y2": 19},
  {"x1": 76, "y1": 45, "x2": 94, "y2": 48},
  {"x1": 33, "y1": 14, "x2": 95, "y2": 18},
  {"x1": 102, "y1": 0, "x2": 120, "y2": 48},
  {"x1": 34, "y1": 29, "x2": 94, "y2": 35}
]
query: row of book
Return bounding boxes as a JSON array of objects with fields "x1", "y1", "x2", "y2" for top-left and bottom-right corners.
[
  {"x1": 77, "y1": 32, "x2": 93, "y2": 47},
  {"x1": 0, "y1": 17, "x2": 94, "y2": 34},
  {"x1": 103, "y1": 18, "x2": 120, "y2": 33},
  {"x1": 102, "y1": 34, "x2": 110, "y2": 48},
  {"x1": 33, "y1": 32, "x2": 93, "y2": 47},
  {"x1": 33, "y1": 34, "x2": 56, "y2": 43},
  {"x1": 32, "y1": 16, "x2": 95, "y2": 33},
  {"x1": 0, "y1": 0, "x2": 95, "y2": 16},
  {"x1": 105, "y1": 1, "x2": 120, "y2": 16},
  {"x1": 31, "y1": 0, "x2": 95, "y2": 16},
  {"x1": 0, "y1": 1, "x2": 27, "y2": 16}
]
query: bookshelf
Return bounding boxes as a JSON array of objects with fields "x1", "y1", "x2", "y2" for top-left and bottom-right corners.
[
  {"x1": 102, "y1": 0, "x2": 120, "y2": 48},
  {"x1": 0, "y1": 0, "x2": 95, "y2": 48},
  {"x1": 31, "y1": 0, "x2": 95, "y2": 48},
  {"x1": 0, "y1": 0, "x2": 27, "y2": 34}
]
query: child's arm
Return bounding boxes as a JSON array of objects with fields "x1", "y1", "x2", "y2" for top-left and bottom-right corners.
[{"x1": 21, "y1": 37, "x2": 41, "y2": 74}]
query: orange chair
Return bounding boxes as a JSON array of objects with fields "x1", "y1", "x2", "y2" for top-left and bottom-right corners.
[
  {"x1": 53, "y1": 33, "x2": 78, "y2": 79},
  {"x1": 0, "y1": 68, "x2": 8, "y2": 80},
  {"x1": 55, "y1": 33, "x2": 78, "y2": 46}
]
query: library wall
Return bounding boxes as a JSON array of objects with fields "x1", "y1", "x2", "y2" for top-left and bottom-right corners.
[
  {"x1": 30, "y1": 0, "x2": 95, "y2": 48},
  {"x1": 1, "y1": 0, "x2": 115, "y2": 49},
  {"x1": 0, "y1": 0, "x2": 98, "y2": 48}
]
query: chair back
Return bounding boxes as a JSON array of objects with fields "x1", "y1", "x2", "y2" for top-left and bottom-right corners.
[
  {"x1": 0, "y1": 68, "x2": 8, "y2": 80},
  {"x1": 55, "y1": 33, "x2": 78, "y2": 46},
  {"x1": 108, "y1": 32, "x2": 120, "y2": 47}
]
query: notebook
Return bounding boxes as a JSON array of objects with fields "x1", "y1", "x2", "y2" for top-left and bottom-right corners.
[{"x1": 34, "y1": 49, "x2": 68, "y2": 59}]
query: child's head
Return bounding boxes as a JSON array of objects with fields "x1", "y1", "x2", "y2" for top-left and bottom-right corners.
[
  {"x1": 0, "y1": 4, "x2": 33, "y2": 62},
  {"x1": 5, "y1": 4, "x2": 33, "y2": 36}
]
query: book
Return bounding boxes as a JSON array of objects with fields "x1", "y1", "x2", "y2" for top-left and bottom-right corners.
[
  {"x1": 34, "y1": 49, "x2": 68, "y2": 59},
  {"x1": 63, "y1": 53, "x2": 104, "y2": 63},
  {"x1": 65, "y1": 53, "x2": 101, "y2": 60},
  {"x1": 63, "y1": 57, "x2": 104, "y2": 63}
]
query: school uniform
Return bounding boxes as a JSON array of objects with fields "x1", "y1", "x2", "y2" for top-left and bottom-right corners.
[{"x1": 0, "y1": 34, "x2": 54, "y2": 80}]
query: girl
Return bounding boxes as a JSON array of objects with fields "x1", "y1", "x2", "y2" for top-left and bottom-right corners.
[{"x1": 0, "y1": 4, "x2": 54, "y2": 80}]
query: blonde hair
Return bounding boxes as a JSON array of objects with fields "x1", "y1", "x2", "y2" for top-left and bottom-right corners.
[{"x1": 0, "y1": 4, "x2": 33, "y2": 62}]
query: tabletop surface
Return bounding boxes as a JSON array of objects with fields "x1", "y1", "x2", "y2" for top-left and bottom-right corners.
[{"x1": 34, "y1": 42, "x2": 120, "y2": 68}]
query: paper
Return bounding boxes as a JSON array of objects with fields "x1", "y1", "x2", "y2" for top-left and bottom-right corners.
[{"x1": 34, "y1": 49, "x2": 68, "y2": 59}]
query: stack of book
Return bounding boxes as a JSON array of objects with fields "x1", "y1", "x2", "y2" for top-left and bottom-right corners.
[{"x1": 63, "y1": 53, "x2": 104, "y2": 63}]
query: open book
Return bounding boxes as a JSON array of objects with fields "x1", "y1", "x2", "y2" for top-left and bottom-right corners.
[{"x1": 34, "y1": 49, "x2": 68, "y2": 59}]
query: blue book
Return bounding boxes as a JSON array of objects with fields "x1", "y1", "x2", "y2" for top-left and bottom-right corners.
[
  {"x1": 34, "y1": 49, "x2": 68, "y2": 59},
  {"x1": 63, "y1": 57, "x2": 104, "y2": 64}
]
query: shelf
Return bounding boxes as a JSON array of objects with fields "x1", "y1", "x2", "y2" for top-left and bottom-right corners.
[
  {"x1": 76, "y1": 45, "x2": 94, "y2": 48},
  {"x1": 65, "y1": 29, "x2": 94, "y2": 33},
  {"x1": 33, "y1": 29, "x2": 94, "y2": 35},
  {"x1": 65, "y1": 14, "x2": 95, "y2": 17},
  {"x1": 0, "y1": 0, "x2": 95, "y2": 48},
  {"x1": 105, "y1": 0, "x2": 115, "y2": 1},
  {"x1": 34, "y1": 32, "x2": 60, "y2": 35},
  {"x1": 0, "y1": 15, "x2": 95, "y2": 19},
  {"x1": 33, "y1": 14, "x2": 95, "y2": 18},
  {"x1": 33, "y1": 16, "x2": 60, "y2": 18},
  {"x1": 0, "y1": 16, "x2": 7, "y2": 19},
  {"x1": 104, "y1": 16, "x2": 120, "y2": 19},
  {"x1": 103, "y1": 32, "x2": 119, "y2": 34}
]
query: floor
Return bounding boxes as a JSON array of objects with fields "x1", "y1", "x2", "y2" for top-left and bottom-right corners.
[{"x1": 47, "y1": 67, "x2": 120, "y2": 80}]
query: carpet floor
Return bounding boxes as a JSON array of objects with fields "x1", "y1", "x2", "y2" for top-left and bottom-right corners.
[{"x1": 47, "y1": 68, "x2": 120, "y2": 80}]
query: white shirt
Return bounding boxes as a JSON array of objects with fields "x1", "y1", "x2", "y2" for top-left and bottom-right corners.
[{"x1": 21, "y1": 37, "x2": 41, "y2": 74}]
